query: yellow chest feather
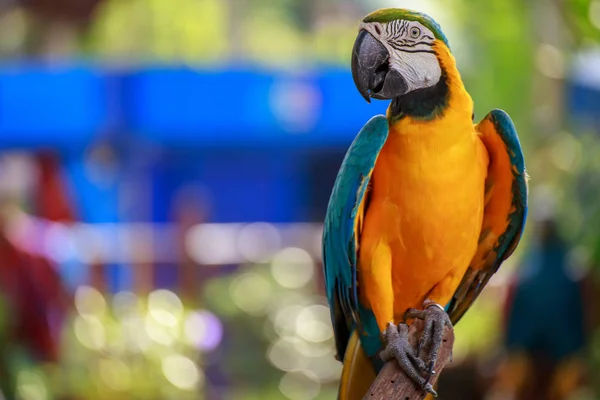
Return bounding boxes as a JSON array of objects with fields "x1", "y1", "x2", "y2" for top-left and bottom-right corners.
[{"x1": 359, "y1": 116, "x2": 489, "y2": 317}]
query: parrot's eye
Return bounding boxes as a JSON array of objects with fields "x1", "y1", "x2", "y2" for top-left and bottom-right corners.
[{"x1": 410, "y1": 27, "x2": 421, "y2": 38}]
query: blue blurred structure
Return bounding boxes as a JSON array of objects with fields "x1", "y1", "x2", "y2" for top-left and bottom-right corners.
[
  {"x1": 0, "y1": 65, "x2": 391, "y2": 224},
  {"x1": 568, "y1": 49, "x2": 600, "y2": 131}
]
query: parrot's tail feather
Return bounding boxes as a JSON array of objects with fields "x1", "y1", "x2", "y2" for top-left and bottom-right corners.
[{"x1": 338, "y1": 330, "x2": 377, "y2": 400}]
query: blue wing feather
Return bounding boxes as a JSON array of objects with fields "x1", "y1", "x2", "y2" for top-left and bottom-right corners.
[
  {"x1": 447, "y1": 109, "x2": 528, "y2": 323},
  {"x1": 322, "y1": 115, "x2": 389, "y2": 361}
]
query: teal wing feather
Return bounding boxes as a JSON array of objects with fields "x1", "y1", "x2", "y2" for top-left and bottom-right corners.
[
  {"x1": 447, "y1": 109, "x2": 529, "y2": 323},
  {"x1": 322, "y1": 115, "x2": 389, "y2": 361}
]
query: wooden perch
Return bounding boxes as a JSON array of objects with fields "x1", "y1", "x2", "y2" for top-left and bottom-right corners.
[{"x1": 362, "y1": 320, "x2": 455, "y2": 400}]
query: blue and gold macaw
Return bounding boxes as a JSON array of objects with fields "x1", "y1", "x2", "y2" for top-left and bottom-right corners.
[{"x1": 322, "y1": 8, "x2": 528, "y2": 399}]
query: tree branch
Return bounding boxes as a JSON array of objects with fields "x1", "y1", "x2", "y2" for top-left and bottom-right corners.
[{"x1": 362, "y1": 320, "x2": 455, "y2": 400}]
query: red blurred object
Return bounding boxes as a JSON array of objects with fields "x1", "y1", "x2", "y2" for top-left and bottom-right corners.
[
  {"x1": 0, "y1": 238, "x2": 63, "y2": 361},
  {"x1": 34, "y1": 152, "x2": 76, "y2": 223},
  {"x1": 0, "y1": 151, "x2": 74, "y2": 362}
]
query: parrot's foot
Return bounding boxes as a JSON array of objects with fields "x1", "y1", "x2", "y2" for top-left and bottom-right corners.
[
  {"x1": 379, "y1": 323, "x2": 438, "y2": 397},
  {"x1": 405, "y1": 303, "x2": 453, "y2": 380}
]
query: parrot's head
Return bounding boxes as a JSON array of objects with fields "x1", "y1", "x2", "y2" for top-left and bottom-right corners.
[{"x1": 351, "y1": 8, "x2": 449, "y2": 103}]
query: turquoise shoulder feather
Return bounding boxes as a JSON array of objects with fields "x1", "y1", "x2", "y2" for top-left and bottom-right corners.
[{"x1": 322, "y1": 115, "x2": 389, "y2": 362}]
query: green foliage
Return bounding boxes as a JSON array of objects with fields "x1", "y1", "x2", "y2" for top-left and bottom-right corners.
[
  {"x1": 85, "y1": 0, "x2": 230, "y2": 63},
  {"x1": 452, "y1": 0, "x2": 534, "y2": 145},
  {"x1": 566, "y1": 0, "x2": 600, "y2": 43}
]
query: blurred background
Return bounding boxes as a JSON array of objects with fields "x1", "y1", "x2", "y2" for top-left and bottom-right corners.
[{"x1": 0, "y1": 0, "x2": 599, "y2": 399}]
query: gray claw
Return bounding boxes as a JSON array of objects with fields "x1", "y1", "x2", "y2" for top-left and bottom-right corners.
[
  {"x1": 420, "y1": 304, "x2": 452, "y2": 380},
  {"x1": 426, "y1": 360, "x2": 437, "y2": 382},
  {"x1": 425, "y1": 382, "x2": 438, "y2": 397},
  {"x1": 379, "y1": 323, "x2": 434, "y2": 395},
  {"x1": 403, "y1": 304, "x2": 453, "y2": 389}
]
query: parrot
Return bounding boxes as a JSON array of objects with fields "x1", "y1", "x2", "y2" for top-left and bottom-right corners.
[{"x1": 321, "y1": 8, "x2": 528, "y2": 399}]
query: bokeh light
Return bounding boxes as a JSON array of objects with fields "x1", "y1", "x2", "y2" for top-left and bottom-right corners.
[
  {"x1": 535, "y1": 43, "x2": 565, "y2": 79},
  {"x1": 279, "y1": 370, "x2": 321, "y2": 400},
  {"x1": 144, "y1": 313, "x2": 176, "y2": 346},
  {"x1": 590, "y1": 0, "x2": 600, "y2": 29},
  {"x1": 161, "y1": 354, "x2": 204, "y2": 390},
  {"x1": 268, "y1": 337, "x2": 307, "y2": 372},
  {"x1": 229, "y1": 272, "x2": 272, "y2": 315},
  {"x1": 16, "y1": 370, "x2": 48, "y2": 400},
  {"x1": 549, "y1": 132, "x2": 582, "y2": 173},
  {"x1": 122, "y1": 314, "x2": 152, "y2": 353},
  {"x1": 98, "y1": 358, "x2": 132, "y2": 391},
  {"x1": 272, "y1": 304, "x2": 305, "y2": 337},
  {"x1": 186, "y1": 224, "x2": 242, "y2": 265},
  {"x1": 238, "y1": 222, "x2": 282, "y2": 262},
  {"x1": 271, "y1": 247, "x2": 315, "y2": 289},
  {"x1": 148, "y1": 289, "x2": 184, "y2": 327},
  {"x1": 112, "y1": 291, "x2": 142, "y2": 320},
  {"x1": 302, "y1": 355, "x2": 343, "y2": 383},
  {"x1": 75, "y1": 286, "x2": 107, "y2": 319},
  {"x1": 74, "y1": 315, "x2": 106, "y2": 351},
  {"x1": 184, "y1": 310, "x2": 223, "y2": 351},
  {"x1": 295, "y1": 305, "x2": 332, "y2": 343}
]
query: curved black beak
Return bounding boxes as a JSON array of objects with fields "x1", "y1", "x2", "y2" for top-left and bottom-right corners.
[{"x1": 351, "y1": 30, "x2": 408, "y2": 102}]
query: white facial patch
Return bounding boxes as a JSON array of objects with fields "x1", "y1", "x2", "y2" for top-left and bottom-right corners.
[
  {"x1": 390, "y1": 50, "x2": 441, "y2": 92},
  {"x1": 359, "y1": 20, "x2": 442, "y2": 93}
]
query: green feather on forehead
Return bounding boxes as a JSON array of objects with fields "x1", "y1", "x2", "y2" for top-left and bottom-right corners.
[{"x1": 363, "y1": 8, "x2": 449, "y2": 48}]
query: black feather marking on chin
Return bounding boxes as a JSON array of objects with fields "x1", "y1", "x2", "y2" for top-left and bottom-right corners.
[{"x1": 389, "y1": 70, "x2": 449, "y2": 121}]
